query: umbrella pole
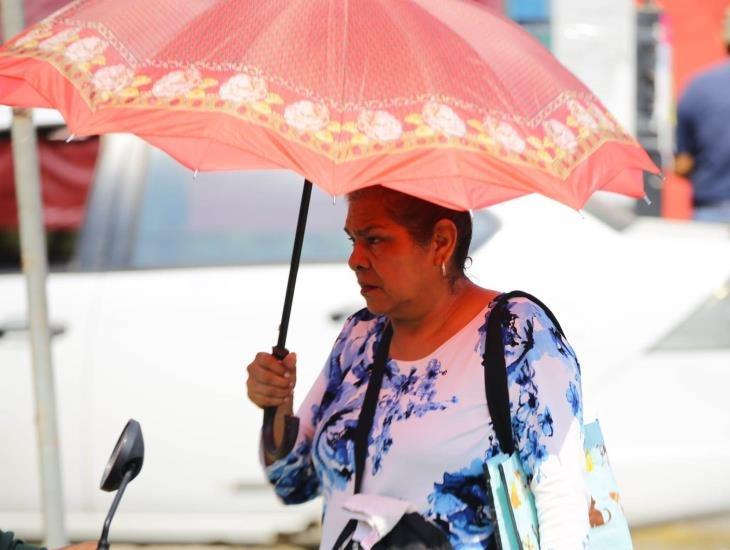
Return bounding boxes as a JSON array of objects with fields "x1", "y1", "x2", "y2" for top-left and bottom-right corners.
[
  {"x1": 1, "y1": 0, "x2": 67, "y2": 545},
  {"x1": 262, "y1": 179, "x2": 313, "y2": 459}
]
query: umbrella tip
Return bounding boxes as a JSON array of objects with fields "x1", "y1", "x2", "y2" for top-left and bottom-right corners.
[{"x1": 193, "y1": 169, "x2": 199, "y2": 180}]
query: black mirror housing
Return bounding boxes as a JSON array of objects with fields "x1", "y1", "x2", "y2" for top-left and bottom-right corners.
[{"x1": 100, "y1": 419, "x2": 144, "y2": 492}]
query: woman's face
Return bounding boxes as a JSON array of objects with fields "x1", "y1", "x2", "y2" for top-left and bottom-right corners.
[{"x1": 344, "y1": 194, "x2": 439, "y2": 317}]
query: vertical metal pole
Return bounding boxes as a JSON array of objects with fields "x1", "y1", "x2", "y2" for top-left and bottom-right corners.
[{"x1": 1, "y1": 0, "x2": 67, "y2": 546}]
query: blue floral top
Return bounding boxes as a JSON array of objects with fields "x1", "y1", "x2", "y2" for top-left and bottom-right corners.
[{"x1": 263, "y1": 296, "x2": 588, "y2": 549}]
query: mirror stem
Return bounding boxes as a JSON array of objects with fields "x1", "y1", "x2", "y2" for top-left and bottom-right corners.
[{"x1": 97, "y1": 468, "x2": 134, "y2": 550}]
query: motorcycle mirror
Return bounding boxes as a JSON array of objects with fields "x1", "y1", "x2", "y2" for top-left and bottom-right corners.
[
  {"x1": 97, "y1": 419, "x2": 144, "y2": 550},
  {"x1": 100, "y1": 419, "x2": 144, "y2": 491}
]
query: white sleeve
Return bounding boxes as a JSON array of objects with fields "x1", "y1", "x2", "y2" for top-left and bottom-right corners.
[
  {"x1": 502, "y1": 298, "x2": 590, "y2": 548},
  {"x1": 531, "y1": 420, "x2": 590, "y2": 549}
]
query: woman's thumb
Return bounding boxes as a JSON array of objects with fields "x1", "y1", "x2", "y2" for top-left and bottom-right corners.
[{"x1": 283, "y1": 351, "x2": 297, "y2": 369}]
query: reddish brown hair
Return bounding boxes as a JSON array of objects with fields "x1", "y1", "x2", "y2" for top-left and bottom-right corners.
[{"x1": 347, "y1": 186, "x2": 472, "y2": 283}]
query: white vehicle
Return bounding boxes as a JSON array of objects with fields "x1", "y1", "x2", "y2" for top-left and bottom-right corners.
[{"x1": 1, "y1": 134, "x2": 729, "y2": 543}]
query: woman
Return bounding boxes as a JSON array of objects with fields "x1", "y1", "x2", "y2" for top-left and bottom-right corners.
[{"x1": 246, "y1": 186, "x2": 589, "y2": 549}]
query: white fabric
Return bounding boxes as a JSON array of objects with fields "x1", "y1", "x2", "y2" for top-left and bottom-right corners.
[
  {"x1": 342, "y1": 493, "x2": 416, "y2": 550},
  {"x1": 532, "y1": 421, "x2": 591, "y2": 550}
]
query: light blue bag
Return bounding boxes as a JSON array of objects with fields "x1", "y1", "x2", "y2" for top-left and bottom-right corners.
[
  {"x1": 485, "y1": 420, "x2": 632, "y2": 550},
  {"x1": 482, "y1": 292, "x2": 633, "y2": 550},
  {"x1": 484, "y1": 451, "x2": 539, "y2": 550}
]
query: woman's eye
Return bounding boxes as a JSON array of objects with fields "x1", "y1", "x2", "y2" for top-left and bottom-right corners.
[{"x1": 366, "y1": 236, "x2": 382, "y2": 245}]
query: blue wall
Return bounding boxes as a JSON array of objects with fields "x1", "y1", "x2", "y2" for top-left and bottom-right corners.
[
  {"x1": 506, "y1": 0, "x2": 550, "y2": 22},
  {"x1": 506, "y1": 0, "x2": 551, "y2": 49}
]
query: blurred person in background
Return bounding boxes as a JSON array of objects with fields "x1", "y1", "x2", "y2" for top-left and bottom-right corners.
[
  {"x1": 0, "y1": 531, "x2": 95, "y2": 550},
  {"x1": 674, "y1": 8, "x2": 730, "y2": 223}
]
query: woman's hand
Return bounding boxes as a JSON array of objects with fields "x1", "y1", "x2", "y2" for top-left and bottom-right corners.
[{"x1": 246, "y1": 351, "x2": 297, "y2": 409}]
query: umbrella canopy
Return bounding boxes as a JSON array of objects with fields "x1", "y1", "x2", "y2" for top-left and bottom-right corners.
[
  {"x1": 0, "y1": 0, "x2": 661, "y2": 459},
  {"x1": 0, "y1": 0, "x2": 658, "y2": 211}
]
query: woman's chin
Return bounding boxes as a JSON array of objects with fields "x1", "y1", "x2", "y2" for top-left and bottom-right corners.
[{"x1": 362, "y1": 296, "x2": 390, "y2": 316}]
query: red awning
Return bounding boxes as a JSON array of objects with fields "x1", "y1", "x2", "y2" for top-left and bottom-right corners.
[{"x1": 0, "y1": 134, "x2": 99, "y2": 229}]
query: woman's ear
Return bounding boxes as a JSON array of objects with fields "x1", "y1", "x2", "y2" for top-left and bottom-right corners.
[{"x1": 432, "y1": 219, "x2": 458, "y2": 266}]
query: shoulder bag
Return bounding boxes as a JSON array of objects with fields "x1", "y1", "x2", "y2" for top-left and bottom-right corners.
[{"x1": 482, "y1": 290, "x2": 633, "y2": 550}]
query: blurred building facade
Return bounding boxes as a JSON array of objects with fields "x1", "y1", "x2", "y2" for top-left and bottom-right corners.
[
  {"x1": 508, "y1": 0, "x2": 730, "y2": 219},
  {"x1": 638, "y1": 0, "x2": 730, "y2": 219}
]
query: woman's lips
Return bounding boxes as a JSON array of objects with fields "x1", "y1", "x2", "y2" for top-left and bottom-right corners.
[{"x1": 360, "y1": 285, "x2": 378, "y2": 296}]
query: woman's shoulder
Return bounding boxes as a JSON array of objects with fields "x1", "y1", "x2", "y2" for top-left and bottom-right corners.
[
  {"x1": 326, "y1": 308, "x2": 386, "y2": 378},
  {"x1": 494, "y1": 291, "x2": 560, "y2": 325},
  {"x1": 347, "y1": 306, "x2": 378, "y2": 324},
  {"x1": 337, "y1": 307, "x2": 386, "y2": 342},
  {"x1": 494, "y1": 292, "x2": 578, "y2": 368},
  {"x1": 491, "y1": 291, "x2": 565, "y2": 344}
]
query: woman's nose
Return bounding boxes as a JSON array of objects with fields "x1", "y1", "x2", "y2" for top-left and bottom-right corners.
[{"x1": 348, "y1": 242, "x2": 368, "y2": 271}]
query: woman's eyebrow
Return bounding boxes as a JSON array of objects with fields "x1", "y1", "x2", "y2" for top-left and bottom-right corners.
[{"x1": 344, "y1": 224, "x2": 385, "y2": 237}]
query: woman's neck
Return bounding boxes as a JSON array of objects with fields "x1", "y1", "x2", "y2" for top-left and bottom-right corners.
[{"x1": 388, "y1": 280, "x2": 495, "y2": 360}]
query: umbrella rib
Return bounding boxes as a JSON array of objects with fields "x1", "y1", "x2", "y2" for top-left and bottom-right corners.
[
  {"x1": 378, "y1": 0, "x2": 438, "y2": 104},
  {"x1": 216, "y1": 0, "x2": 309, "y2": 73},
  {"x1": 333, "y1": 0, "x2": 350, "y2": 195},
  {"x1": 409, "y1": 0, "x2": 528, "y2": 122}
]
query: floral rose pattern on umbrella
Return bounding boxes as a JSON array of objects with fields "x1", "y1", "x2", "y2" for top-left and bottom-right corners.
[
  {"x1": 38, "y1": 27, "x2": 80, "y2": 51},
  {"x1": 0, "y1": 21, "x2": 644, "y2": 186},
  {"x1": 284, "y1": 100, "x2": 330, "y2": 132},
  {"x1": 484, "y1": 116, "x2": 526, "y2": 154},
  {"x1": 92, "y1": 65, "x2": 134, "y2": 93},
  {"x1": 13, "y1": 26, "x2": 52, "y2": 49},
  {"x1": 422, "y1": 102, "x2": 467, "y2": 137},
  {"x1": 567, "y1": 99, "x2": 598, "y2": 130},
  {"x1": 588, "y1": 103, "x2": 616, "y2": 131},
  {"x1": 152, "y1": 68, "x2": 203, "y2": 98},
  {"x1": 64, "y1": 36, "x2": 107, "y2": 63},
  {"x1": 357, "y1": 109, "x2": 403, "y2": 142},
  {"x1": 219, "y1": 73, "x2": 268, "y2": 104},
  {"x1": 543, "y1": 119, "x2": 578, "y2": 153}
]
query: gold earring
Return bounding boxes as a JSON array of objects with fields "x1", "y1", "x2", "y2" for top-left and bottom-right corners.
[{"x1": 441, "y1": 262, "x2": 446, "y2": 277}]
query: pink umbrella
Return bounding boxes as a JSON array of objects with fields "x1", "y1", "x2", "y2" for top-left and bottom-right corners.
[{"x1": 0, "y1": 0, "x2": 660, "y2": 457}]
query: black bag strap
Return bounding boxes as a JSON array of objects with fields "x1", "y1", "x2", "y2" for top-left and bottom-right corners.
[
  {"x1": 332, "y1": 322, "x2": 393, "y2": 550},
  {"x1": 483, "y1": 291, "x2": 565, "y2": 455},
  {"x1": 354, "y1": 321, "x2": 393, "y2": 493}
]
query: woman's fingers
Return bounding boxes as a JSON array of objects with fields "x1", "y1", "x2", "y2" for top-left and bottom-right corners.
[
  {"x1": 251, "y1": 365, "x2": 292, "y2": 388},
  {"x1": 249, "y1": 353, "x2": 296, "y2": 385},
  {"x1": 257, "y1": 352, "x2": 297, "y2": 380},
  {"x1": 248, "y1": 376, "x2": 293, "y2": 397},
  {"x1": 246, "y1": 351, "x2": 297, "y2": 408},
  {"x1": 282, "y1": 352, "x2": 297, "y2": 370},
  {"x1": 254, "y1": 352, "x2": 290, "y2": 376}
]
